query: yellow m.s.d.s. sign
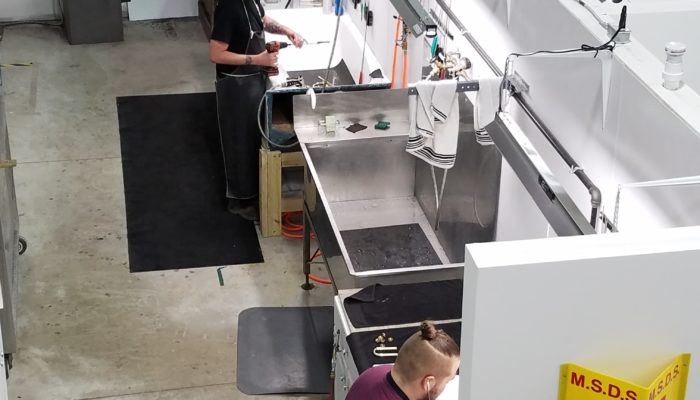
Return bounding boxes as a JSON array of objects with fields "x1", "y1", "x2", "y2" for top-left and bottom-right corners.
[{"x1": 559, "y1": 353, "x2": 691, "y2": 400}]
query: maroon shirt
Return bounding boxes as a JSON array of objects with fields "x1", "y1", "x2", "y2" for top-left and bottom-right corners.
[{"x1": 346, "y1": 364, "x2": 410, "y2": 400}]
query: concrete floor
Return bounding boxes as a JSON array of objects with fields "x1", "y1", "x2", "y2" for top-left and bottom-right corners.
[{"x1": 1, "y1": 19, "x2": 333, "y2": 400}]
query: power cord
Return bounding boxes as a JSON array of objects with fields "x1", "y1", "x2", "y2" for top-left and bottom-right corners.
[
  {"x1": 509, "y1": 22, "x2": 621, "y2": 59},
  {"x1": 498, "y1": 7, "x2": 626, "y2": 112},
  {"x1": 257, "y1": 94, "x2": 300, "y2": 149}
]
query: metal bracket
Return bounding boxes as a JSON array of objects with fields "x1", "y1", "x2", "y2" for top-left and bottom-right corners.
[
  {"x1": 389, "y1": 0, "x2": 437, "y2": 37},
  {"x1": 505, "y1": 72, "x2": 529, "y2": 94},
  {"x1": 321, "y1": 115, "x2": 337, "y2": 136},
  {"x1": 0, "y1": 160, "x2": 17, "y2": 169},
  {"x1": 407, "y1": 80, "x2": 480, "y2": 96},
  {"x1": 607, "y1": 25, "x2": 631, "y2": 44}
]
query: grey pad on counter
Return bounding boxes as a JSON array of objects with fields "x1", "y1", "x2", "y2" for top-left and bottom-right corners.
[
  {"x1": 346, "y1": 123, "x2": 368, "y2": 133},
  {"x1": 237, "y1": 307, "x2": 334, "y2": 395}
]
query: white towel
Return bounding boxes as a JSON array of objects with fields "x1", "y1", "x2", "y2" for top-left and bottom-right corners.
[
  {"x1": 406, "y1": 80, "x2": 460, "y2": 169},
  {"x1": 473, "y1": 77, "x2": 501, "y2": 146}
]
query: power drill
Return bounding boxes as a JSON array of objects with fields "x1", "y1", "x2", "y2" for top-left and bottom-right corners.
[{"x1": 263, "y1": 41, "x2": 290, "y2": 76}]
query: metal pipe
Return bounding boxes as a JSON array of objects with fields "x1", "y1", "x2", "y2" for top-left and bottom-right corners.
[
  {"x1": 434, "y1": 0, "x2": 503, "y2": 75},
  {"x1": 590, "y1": 207, "x2": 599, "y2": 229},
  {"x1": 322, "y1": 10, "x2": 342, "y2": 93},
  {"x1": 574, "y1": 0, "x2": 608, "y2": 29},
  {"x1": 515, "y1": 94, "x2": 603, "y2": 214},
  {"x1": 301, "y1": 209, "x2": 313, "y2": 290},
  {"x1": 434, "y1": 0, "x2": 603, "y2": 228}
]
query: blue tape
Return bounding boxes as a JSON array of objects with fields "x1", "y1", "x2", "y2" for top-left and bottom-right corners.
[{"x1": 335, "y1": 0, "x2": 344, "y2": 16}]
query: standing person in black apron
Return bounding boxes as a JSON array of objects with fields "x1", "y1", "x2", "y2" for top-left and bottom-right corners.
[{"x1": 209, "y1": 0, "x2": 304, "y2": 221}]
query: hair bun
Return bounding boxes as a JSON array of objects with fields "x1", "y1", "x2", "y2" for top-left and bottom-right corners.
[{"x1": 420, "y1": 321, "x2": 438, "y2": 340}]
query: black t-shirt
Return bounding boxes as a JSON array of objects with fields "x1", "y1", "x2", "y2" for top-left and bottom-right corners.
[{"x1": 211, "y1": 0, "x2": 266, "y2": 75}]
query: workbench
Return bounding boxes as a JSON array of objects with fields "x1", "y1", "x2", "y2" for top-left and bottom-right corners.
[
  {"x1": 257, "y1": 8, "x2": 390, "y2": 237},
  {"x1": 294, "y1": 88, "x2": 502, "y2": 290},
  {"x1": 259, "y1": 77, "x2": 389, "y2": 237}
]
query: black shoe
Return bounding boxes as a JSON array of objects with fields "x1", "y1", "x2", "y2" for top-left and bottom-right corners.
[
  {"x1": 227, "y1": 198, "x2": 246, "y2": 214},
  {"x1": 237, "y1": 205, "x2": 259, "y2": 222}
]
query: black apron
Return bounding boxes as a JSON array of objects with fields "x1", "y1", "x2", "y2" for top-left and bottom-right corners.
[{"x1": 216, "y1": 0, "x2": 267, "y2": 200}]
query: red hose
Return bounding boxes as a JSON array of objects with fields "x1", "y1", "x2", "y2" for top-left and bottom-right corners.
[
  {"x1": 309, "y1": 274, "x2": 332, "y2": 285},
  {"x1": 390, "y1": 17, "x2": 402, "y2": 89},
  {"x1": 308, "y1": 250, "x2": 331, "y2": 284},
  {"x1": 282, "y1": 211, "x2": 314, "y2": 238},
  {"x1": 402, "y1": 47, "x2": 408, "y2": 89},
  {"x1": 282, "y1": 213, "x2": 331, "y2": 285},
  {"x1": 282, "y1": 230, "x2": 304, "y2": 239},
  {"x1": 283, "y1": 212, "x2": 303, "y2": 231}
]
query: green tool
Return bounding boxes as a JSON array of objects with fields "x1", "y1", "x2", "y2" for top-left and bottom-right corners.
[
  {"x1": 375, "y1": 121, "x2": 391, "y2": 130},
  {"x1": 217, "y1": 267, "x2": 226, "y2": 286},
  {"x1": 0, "y1": 62, "x2": 33, "y2": 68}
]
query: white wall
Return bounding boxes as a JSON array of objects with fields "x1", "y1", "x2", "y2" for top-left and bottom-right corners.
[
  {"x1": 466, "y1": 0, "x2": 700, "y2": 232},
  {"x1": 628, "y1": 9, "x2": 700, "y2": 96},
  {"x1": 344, "y1": 0, "x2": 427, "y2": 85},
  {"x1": 495, "y1": 162, "x2": 556, "y2": 241},
  {"x1": 0, "y1": 0, "x2": 58, "y2": 21},
  {"x1": 460, "y1": 226, "x2": 700, "y2": 400},
  {"x1": 265, "y1": 9, "x2": 387, "y2": 83}
]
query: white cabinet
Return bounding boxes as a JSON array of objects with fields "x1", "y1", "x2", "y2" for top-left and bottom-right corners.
[{"x1": 128, "y1": 0, "x2": 199, "y2": 21}]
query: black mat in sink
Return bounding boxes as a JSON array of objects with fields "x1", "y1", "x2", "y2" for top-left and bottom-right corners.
[
  {"x1": 344, "y1": 279, "x2": 464, "y2": 328},
  {"x1": 237, "y1": 307, "x2": 334, "y2": 395},
  {"x1": 116, "y1": 93, "x2": 264, "y2": 272},
  {"x1": 340, "y1": 223, "x2": 442, "y2": 272}
]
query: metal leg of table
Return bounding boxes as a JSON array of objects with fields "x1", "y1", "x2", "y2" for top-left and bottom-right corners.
[{"x1": 301, "y1": 207, "x2": 314, "y2": 291}]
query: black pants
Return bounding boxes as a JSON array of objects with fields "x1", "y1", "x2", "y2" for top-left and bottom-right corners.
[{"x1": 215, "y1": 72, "x2": 267, "y2": 200}]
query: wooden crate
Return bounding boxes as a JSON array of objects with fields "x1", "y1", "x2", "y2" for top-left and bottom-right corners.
[{"x1": 259, "y1": 147, "x2": 305, "y2": 237}]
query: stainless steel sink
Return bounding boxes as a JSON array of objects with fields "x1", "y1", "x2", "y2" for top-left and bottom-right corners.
[{"x1": 298, "y1": 90, "x2": 502, "y2": 290}]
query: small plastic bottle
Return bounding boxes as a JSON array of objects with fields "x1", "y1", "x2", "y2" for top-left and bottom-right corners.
[{"x1": 662, "y1": 41, "x2": 686, "y2": 91}]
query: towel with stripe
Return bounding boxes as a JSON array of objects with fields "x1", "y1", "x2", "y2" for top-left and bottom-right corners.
[
  {"x1": 473, "y1": 77, "x2": 501, "y2": 146},
  {"x1": 406, "y1": 80, "x2": 460, "y2": 169}
]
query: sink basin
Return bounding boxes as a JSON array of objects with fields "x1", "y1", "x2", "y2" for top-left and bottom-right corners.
[{"x1": 303, "y1": 127, "x2": 502, "y2": 290}]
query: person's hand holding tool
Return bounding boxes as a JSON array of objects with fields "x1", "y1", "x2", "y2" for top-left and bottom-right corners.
[{"x1": 254, "y1": 50, "x2": 278, "y2": 67}]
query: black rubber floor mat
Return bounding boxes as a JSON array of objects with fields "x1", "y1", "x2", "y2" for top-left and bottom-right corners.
[
  {"x1": 340, "y1": 224, "x2": 442, "y2": 272},
  {"x1": 237, "y1": 307, "x2": 333, "y2": 395},
  {"x1": 116, "y1": 93, "x2": 264, "y2": 272}
]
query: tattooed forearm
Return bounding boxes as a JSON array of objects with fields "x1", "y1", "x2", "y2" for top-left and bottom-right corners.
[{"x1": 264, "y1": 18, "x2": 288, "y2": 35}]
